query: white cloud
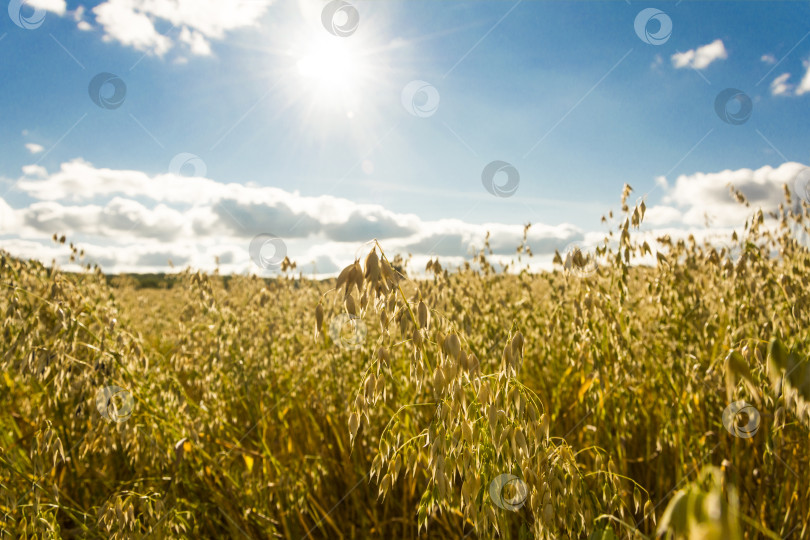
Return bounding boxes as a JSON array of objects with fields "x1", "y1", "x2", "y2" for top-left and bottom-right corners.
[
  {"x1": 178, "y1": 27, "x2": 212, "y2": 56},
  {"x1": 762, "y1": 59, "x2": 810, "y2": 97},
  {"x1": 90, "y1": 0, "x2": 273, "y2": 56},
  {"x1": 24, "y1": 143, "x2": 44, "y2": 154},
  {"x1": 796, "y1": 60, "x2": 810, "y2": 96},
  {"x1": 3, "y1": 159, "x2": 581, "y2": 274},
  {"x1": 662, "y1": 162, "x2": 807, "y2": 226},
  {"x1": 22, "y1": 164, "x2": 48, "y2": 178},
  {"x1": 761, "y1": 54, "x2": 777, "y2": 65},
  {"x1": 4, "y1": 159, "x2": 809, "y2": 275},
  {"x1": 73, "y1": 5, "x2": 93, "y2": 31},
  {"x1": 770, "y1": 73, "x2": 793, "y2": 96},
  {"x1": 0, "y1": 197, "x2": 19, "y2": 231},
  {"x1": 27, "y1": 0, "x2": 66, "y2": 15},
  {"x1": 93, "y1": 1, "x2": 172, "y2": 56},
  {"x1": 671, "y1": 39, "x2": 728, "y2": 70},
  {"x1": 642, "y1": 205, "x2": 682, "y2": 226}
]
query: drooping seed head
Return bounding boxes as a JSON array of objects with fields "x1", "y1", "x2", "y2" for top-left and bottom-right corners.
[
  {"x1": 444, "y1": 333, "x2": 461, "y2": 361},
  {"x1": 352, "y1": 261, "x2": 364, "y2": 292},
  {"x1": 345, "y1": 294, "x2": 356, "y2": 315},
  {"x1": 417, "y1": 300, "x2": 429, "y2": 329},
  {"x1": 376, "y1": 345, "x2": 389, "y2": 367},
  {"x1": 336, "y1": 264, "x2": 353, "y2": 292},
  {"x1": 511, "y1": 331, "x2": 524, "y2": 358},
  {"x1": 315, "y1": 303, "x2": 324, "y2": 333},
  {"x1": 412, "y1": 327, "x2": 423, "y2": 349},
  {"x1": 364, "y1": 249, "x2": 380, "y2": 282},
  {"x1": 502, "y1": 343, "x2": 513, "y2": 372}
]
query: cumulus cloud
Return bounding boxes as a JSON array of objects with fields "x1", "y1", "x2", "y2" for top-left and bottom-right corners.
[
  {"x1": 401, "y1": 221, "x2": 579, "y2": 259},
  {"x1": 210, "y1": 198, "x2": 322, "y2": 238},
  {"x1": 4, "y1": 159, "x2": 809, "y2": 275},
  {"x1": 21, "y1": 164, "x2": 48, "y2": 178},
  {"x1": 0, "y1": 197, "x2": 19, "y2": 231},
  {"x1": 27, "y1": 0, "x2": 66, "y2": 15},
  {"x1": 178, "y1": 26, "x2": 212, "y2": 56},
  {"x1": 93, "y1": 2, "x2": 172, "y2": 55},
  {"x1": 89, "y1": 0, "x2": 273, "y2": 56},
  {"x1": 18, "y1": 159, "x2": 156, "y2": 202},
  {"x1": 324, "y1": 209, "x2": 418, "y2": 242},
  {"x1": 770, "y1": 73, "x2": 792, "y2": 96},
  {"x1": 642, "y1": 205, "x2": 682, "y2": 226},
  {"x1": 25, "y1": 143, "x2": 44, "y2": 154},
  {"x1": 662, "y1": 162, "x2": 807, "y2": 226},
  {"x1": 136, "y1": 250, "x2": 190, "y2": 267},
  {"x1": 671, "y1": 39, "x2": 728, "y2": 70},
  {"x1": 3, "y1": 159, "x2": 584, "y2": 274}
]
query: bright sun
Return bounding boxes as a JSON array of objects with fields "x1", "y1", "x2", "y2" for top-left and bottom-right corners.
[
  {"x1": 294, "y1": 38, "x2": 367, "y2": 114},
  {"x1": 273, "y1": 5, "x2": 393, "y2": 136}
]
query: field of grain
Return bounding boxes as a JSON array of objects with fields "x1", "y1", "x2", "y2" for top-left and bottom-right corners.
[{"x1": 2, "y1": 190, "x2": 809, "y2": 539}]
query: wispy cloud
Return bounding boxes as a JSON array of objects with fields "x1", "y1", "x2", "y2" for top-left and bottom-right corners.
[
  {"x1": 24, "y1": 143, "x2": 45, "y2": 155},
  {"x1": 767, "y1": 60, "x2": 810, "y2": 96},
  {"x1": 796, "y1": 59, "x2": 810, "y2": 96}
]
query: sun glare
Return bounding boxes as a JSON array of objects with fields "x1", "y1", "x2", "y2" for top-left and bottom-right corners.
[
  {"x1": 297, "y1": 44, "x2": 357, "y2": 92},
  {"x1": 272, "y1": 4, "x2": 396, "y2": 139},
  {"x1": 294, "y1": 37, "x2": 367, "y2": 113}
]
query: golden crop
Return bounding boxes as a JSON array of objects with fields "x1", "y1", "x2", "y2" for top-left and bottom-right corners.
[{"x1": 1, "y1": 187, "x2": 809, "y2": 539}]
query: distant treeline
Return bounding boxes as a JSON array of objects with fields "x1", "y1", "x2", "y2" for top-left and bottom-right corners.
[{"x1": 103, "y1": 273, "x2": 274, "y2": 289}]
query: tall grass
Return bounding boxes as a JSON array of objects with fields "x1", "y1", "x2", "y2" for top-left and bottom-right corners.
[{"x1": 1, "y1": 187, "x2": 809, "y2": 539}]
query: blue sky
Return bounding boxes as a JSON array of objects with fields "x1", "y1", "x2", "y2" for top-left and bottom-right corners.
[{"x1": 1, "y1": 0, "x2": 809, "y2": 274}]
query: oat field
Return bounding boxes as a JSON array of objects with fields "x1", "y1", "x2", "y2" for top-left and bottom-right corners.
[{"x1": 2, "y1": 189, "x2": 810, "y2": 539}]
